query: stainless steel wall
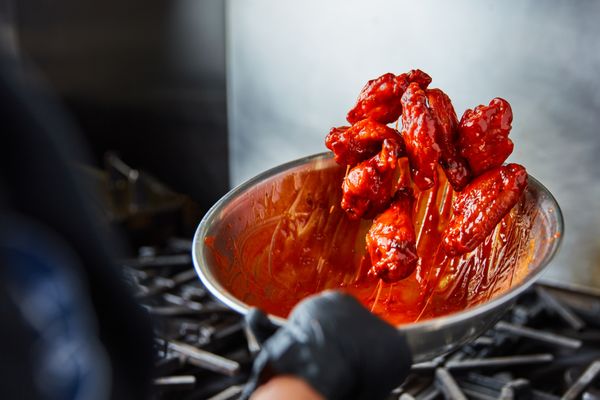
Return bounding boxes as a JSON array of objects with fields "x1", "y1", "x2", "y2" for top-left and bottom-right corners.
[{"x1": 227, "y1": 1, "x2": 600, "y2": 288}]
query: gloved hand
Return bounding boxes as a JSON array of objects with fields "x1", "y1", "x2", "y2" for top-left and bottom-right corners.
[{"x1": 241, "y1": 291, "x2": 413, "y2": 400}]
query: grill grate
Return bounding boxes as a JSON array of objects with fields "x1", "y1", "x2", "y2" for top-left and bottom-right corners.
[{"x1": 123, "y1": 240, "x2": 600, "y2": 399}]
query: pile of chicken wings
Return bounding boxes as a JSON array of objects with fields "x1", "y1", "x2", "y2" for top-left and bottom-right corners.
[{"x1": 325, "y1": 70, "x2": 528, "y2": 283}]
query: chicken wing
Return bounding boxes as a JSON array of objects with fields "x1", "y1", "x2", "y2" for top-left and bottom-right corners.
[
  {"x1": 458, "y1": 98, "x2": 514, "y2": 177},
  {"x1": 346, "y1": 70, "x2": 432, "y2": 125},
  {"x1": 427, "y1": 88, "x2": 471, "y2": 191},
  {"x1": 341, "y1": 139, "x2": 401, "y2": 220},
  {"x1": 442, "y1": 163, "x2": 528, "y2": 256},
  {"x1": 325, "y1": 119, "x2": 405, "y2": 166},
  {"x1": 366, "y1": 187, "x2": 418, "y2": 282},
  {"x1": 400, "y1": 82, "x2": 441, "y2": 191}
]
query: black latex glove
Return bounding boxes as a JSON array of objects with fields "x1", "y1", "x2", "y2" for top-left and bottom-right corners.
[{"x1": 241, "y1": 291, "x2": 412, "y2": 400}]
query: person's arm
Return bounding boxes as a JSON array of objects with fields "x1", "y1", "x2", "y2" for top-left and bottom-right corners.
[{"x1": 251, "y1": 375, "x2": 324, "y2": 400}]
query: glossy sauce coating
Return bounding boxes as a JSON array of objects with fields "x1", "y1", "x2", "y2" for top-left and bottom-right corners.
[
  {"x1": 209, "y1": 72, "x2": 535, "y2": 324},
  {"x1": 325, "y1": 119, "x2": 404, "y2": 166},
  {"x1": 443, "y1": 163, "x2": 528, "y2": 256},
  {"x1": 341, "y1": 139, "x2": 402, "y2": 220},
  {"x1": 205, "y1": 161, "x2": 536, "y2": 326},
  {"x1": 427, "y1": 88, "x2": 471, "y2": 191},
  {"x1": 400, "y1": 82, "x2": 441, "y2": 191},
  {"x1": 346, "y1": 70, "x2": 432, "y2": 125},
  {"x1": 331, "y1": 72, "x2": 521, "y2": 282},
  {"x1": 366, "y1": 186, "x2": 418, "y2": 282},
  {"x1": 458, "y1": 98, "x2": 514, "y2": 176}
]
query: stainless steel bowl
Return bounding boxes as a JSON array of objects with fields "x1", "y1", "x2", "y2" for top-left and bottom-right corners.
[{"x1": 192, "y1": 152, "x2": 563, "y2": 362}]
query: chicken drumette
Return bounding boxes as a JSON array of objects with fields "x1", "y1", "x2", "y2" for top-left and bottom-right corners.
[
  {"x1": 341, "y1": 139, "x2": 402, "y2": 220},
  {"x1": 366, "y1": 187, "x2": 418, "y2": 283},
  {"x1": 346, "y1": 69, "x2": 432, "y2": 125},
  {"x1": 325, "y1": 119, "x2": 405, "y2": 167},
  {"x1": 458, "y1": 98, "x2": 514, "y2": 176},
  {"x1": 400, "y1": 82, "x2": 441, "y2": 191},
  {"x1": 427, "y1": 88, "x2": 471, "y2": 192}
]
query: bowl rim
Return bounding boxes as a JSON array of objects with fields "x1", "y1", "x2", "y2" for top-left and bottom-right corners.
[{"x1": 192, "y1": 152, "x2": 564, "y2": 331}]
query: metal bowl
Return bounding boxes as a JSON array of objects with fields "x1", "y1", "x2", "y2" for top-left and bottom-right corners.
[{"x1": 192, "y1": 152, "x2": 563, "y2": 362}]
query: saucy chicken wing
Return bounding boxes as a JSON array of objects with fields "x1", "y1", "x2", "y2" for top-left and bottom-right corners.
[
  {"x1": 442, "y1": 163, "x2": 528, "y2": 256},
  {"x1": 341, "y1": 139, "x2": 401, "y2": 220},
  {"x1": 458, "y1": 98, "x2": 514, "y2": 176},
  {"x1": 366, "y1": 187, "x2": 418, "y2": 282},
  {"x1": 427, "y1": 88, "x2": 471, "y2": 191},
  {"x1": 346, "y1": 70, "x2": 432, "y2": 125},
  {"x1": 325, "y1": 119, "x2": 405, "y2": 166},
  {"x1": 400, "y1": 82, "x2": 441, "y2": 191}
]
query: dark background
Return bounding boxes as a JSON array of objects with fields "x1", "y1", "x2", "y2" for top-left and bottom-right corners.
[{"x1": 16, "y1": 0, "x2": 229, "y2": 213}]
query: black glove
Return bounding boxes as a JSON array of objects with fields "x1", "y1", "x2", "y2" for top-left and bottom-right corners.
[{"x1": 241, "y1": 291, "x2": 412, "y2": 400}]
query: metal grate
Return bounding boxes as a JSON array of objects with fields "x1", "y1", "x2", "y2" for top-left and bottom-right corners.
[{"x1": 123, "y1": 240, "x2": 600, "y2": 400}]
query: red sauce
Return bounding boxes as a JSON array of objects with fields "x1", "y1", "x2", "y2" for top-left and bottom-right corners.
[{"x1": 205, "y1": 160, "x2": 536, "y2": 326}]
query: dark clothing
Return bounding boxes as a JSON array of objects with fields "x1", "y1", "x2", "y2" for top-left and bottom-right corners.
[{"x1": 0, "y1": 55, "x2": 153, "y2": 399}]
